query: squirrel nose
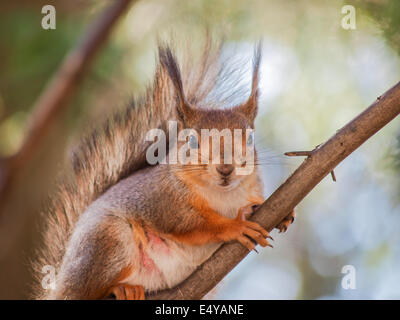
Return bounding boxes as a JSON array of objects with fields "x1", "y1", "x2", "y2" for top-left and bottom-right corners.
[{"x1": 216, "y1": 165, "x2": 234, "y2": 177}]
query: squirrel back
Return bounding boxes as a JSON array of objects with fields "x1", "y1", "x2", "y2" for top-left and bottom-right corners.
[{"x1": 32, "y1": 39, "x2": 227, "y2": 299}]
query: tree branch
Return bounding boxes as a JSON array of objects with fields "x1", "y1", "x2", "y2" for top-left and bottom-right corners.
[
  {"x1": 0, "y1": 0, "x2": 135, "y2": 212},
  {"x1": 149, "y1": 81, "x2": 400, "y2": 299}
]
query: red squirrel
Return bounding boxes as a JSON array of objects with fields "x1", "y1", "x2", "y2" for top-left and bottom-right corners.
[{"x1": 32, "y1": 40, "x2": 295, "y2": 300}]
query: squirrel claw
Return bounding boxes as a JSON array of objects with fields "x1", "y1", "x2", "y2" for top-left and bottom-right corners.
[
  {"x1": 276, "y1": 209, "x2": 295, "y2": 233},
  {"x1": 225, "y1": 205, "x2": 274, "y2": 251}
]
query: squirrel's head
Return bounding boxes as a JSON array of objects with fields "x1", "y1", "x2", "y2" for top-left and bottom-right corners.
[{"x1": 160, "y1": 44, "x2": 262, "y2": 191}]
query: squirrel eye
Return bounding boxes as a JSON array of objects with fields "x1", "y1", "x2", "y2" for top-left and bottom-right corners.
[
  {"x1": 246, "y1": 132, "x2": 254, "y2": 146},
  {"x1": 189, "y1": 135, "x2": 199, "y2": 149}
]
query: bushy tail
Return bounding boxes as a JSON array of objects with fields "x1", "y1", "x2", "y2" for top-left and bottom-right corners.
[{"x1": 31, "y1": 39, "x2": 225, "y2": 299}]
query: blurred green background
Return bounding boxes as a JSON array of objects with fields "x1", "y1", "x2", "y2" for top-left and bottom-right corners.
[{"x1": 0, "y1": 0, "x2": 400, "y2": 299}]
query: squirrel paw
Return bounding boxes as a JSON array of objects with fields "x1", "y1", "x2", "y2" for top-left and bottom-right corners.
[
  {"x1": 221, "y1": 206, "x2": 273, "y2": 251},
  {"x1": 238, "y1": 203, "x2": 261, "y2": 220},
  {"x1": 109, "y1": 284, "x2": 145, "y2": 300},
  {"x1": 275, "y1": 209, "x2": 296, "y2": 233}
]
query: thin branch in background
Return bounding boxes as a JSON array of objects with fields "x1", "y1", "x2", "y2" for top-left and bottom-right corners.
[
  {"x1": 149, "y1": 81, "x2": 400, "y2": 299},
  {"x1": 0, "y1": 0, "x2": 135, "y2": 213}
]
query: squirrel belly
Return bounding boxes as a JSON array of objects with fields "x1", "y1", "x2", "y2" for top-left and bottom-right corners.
[{"x1": 120, "y1": 228, "x2": 221, "y2": 291}]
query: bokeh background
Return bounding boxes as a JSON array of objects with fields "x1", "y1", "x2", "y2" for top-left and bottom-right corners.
[{"x1": 0, "y1": 0, "x2": 400, "y2": 299}]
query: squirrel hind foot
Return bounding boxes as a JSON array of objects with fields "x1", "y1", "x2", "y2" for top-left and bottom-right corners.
[
  {"x1": 275, "y1": 209, "x2": 296, "y2": 233},
  {"x1": 108, "y1": 284, "x2": 145, "y2": 300}
]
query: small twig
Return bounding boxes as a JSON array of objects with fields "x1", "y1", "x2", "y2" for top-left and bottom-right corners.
[
  {"x1": 285, "y1": 143, "x2": 322, "y2": 158},
  {"x1": 330, "y1": 170, "x2": 337, "y2": 182},
  {"x1": 285, "y1": 145, "x2": 337, "y2": 182},
  {"x1": 284, "y1": 151, "x2": 313, "y2": 157}
]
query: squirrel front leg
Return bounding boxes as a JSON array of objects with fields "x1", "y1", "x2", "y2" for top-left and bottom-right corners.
[{"x1": 169, "y1": 201, "x2": 273, "y2": 251}]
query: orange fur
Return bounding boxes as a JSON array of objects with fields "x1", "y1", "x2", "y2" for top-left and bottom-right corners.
[
  {"x1": 108, "y1": 284, "x2": 145, "y2": 300},
  {"x1": 128, "y1": 219, "x2": 149, "y2": 248}
]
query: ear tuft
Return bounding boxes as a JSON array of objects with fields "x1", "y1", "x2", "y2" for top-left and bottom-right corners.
[
  {"x1": 158, "y1": 45, "x2": 193, "y2": 122},
  {"x1": 235, "y1": 42, "x2": 262, "y2": 123},
  {"x1": 250, "y1": 41, "x2": 262, "y2": 102}
]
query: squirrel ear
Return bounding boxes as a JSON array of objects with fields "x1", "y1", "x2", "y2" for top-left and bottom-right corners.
[
  {"x1": 159, "y1": 45, "x2": 194, "y2": 123},
  {"x1": 235, "y1": 42, "x2": 262, "y2": 123}
]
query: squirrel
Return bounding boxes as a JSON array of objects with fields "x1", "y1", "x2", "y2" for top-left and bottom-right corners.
[{"x1": 32, "y1": 40, "x2": 295, "y2": 300}]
